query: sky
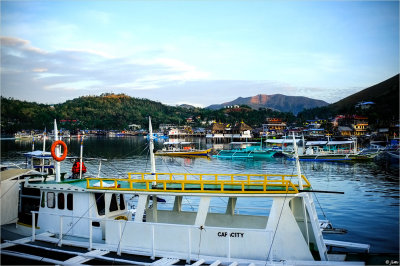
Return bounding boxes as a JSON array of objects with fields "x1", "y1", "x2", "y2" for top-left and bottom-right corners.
[{"x1": 1, "y1": 0, "x2": 399, "y2": 107}]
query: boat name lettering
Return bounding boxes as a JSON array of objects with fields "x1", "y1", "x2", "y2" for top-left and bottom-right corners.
[{"x1": 217, "y1": 232, "x2": 244, "y2": 238}]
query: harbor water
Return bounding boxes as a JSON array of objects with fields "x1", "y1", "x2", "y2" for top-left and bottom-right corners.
[{"x1": 1, "y1": 136, "x2": 399, "y2": 254}]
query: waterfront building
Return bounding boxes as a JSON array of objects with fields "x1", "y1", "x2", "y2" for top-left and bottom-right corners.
[
  {"x1": 206, "y1": 122, "x2": 252, "y2": 142},
  {"x1": 338, "y1": 126, "x2": 353, "y2": 137},
  {"x1": 262, "y1": 118, "x2": 287, "y2": 136}
]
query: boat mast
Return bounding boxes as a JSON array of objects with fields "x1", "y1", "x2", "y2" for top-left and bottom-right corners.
[
  {"x1": 42, "y1": 129, "x2": 46, "y2": 172},
  {"x1": 149, "y1": 116, "x2": 156, "y2": 175},
  {"x1": 54, "y1": 119, "x2": 61, "y2": 182},
  {"x1": 79, "y1": 135, "x2": 84, "y2": 179},
  {"x1": 292, "y1": 133, "x2": 303, "y2": 190}
]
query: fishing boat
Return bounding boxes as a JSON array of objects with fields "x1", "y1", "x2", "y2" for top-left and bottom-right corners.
[
  {"x1": 284, "y1": 139, "x2": 380, "y2": 161},
  {"x1": 1, "y1": 119, "x2": 371, "y2": 265},
  {"x1": 214, "y1": 142, "x2": 276, "y2": 159},
  {"x1": 155, "y1": 140, "x2": 211, "y2": 157}
]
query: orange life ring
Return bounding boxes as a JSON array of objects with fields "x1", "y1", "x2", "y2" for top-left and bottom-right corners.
[{"x1": 51, "y1": 140, "x2": 68, "y2": 161}]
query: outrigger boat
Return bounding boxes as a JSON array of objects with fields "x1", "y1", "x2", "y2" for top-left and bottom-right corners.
[
  {"x1": 214, "y1": 142, "x2": 276, "y2": 159},
  {"x1": 155, "y1": 140, "x2": 211, "y2": 157},
  {"x1": 1, "y1": 119, "x2": 370, "y2": 265},
  {"x1": 283, "y1": 139, "x2": 380, "y2": 162}
]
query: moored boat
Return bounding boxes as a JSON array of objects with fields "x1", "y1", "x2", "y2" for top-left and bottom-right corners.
[
  {"x1": 155, "y1": 140, "x2": 211, "y2": 157},
  {"x1": 284, "y1": 140, "x2": 381, "y2": 161},
  {"x1": 214, "y1": 142, "x2": 276, "y2": 159},
  {"x1": 1, "y1": 119, "x2": 372, "y2": 265}
]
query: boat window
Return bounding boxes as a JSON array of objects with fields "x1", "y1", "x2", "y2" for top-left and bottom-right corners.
[
  {"x1": 58, "y1": 193, "x2": 65, "y2": 209},
  {"x1": 95, "y1": 193, "x2": 105, "y2": 215},
  {"x1": 47, "y1": 192, "x2": 55, "y2": 208},
  {"x1": 119, "y1": 194, "x2": 125, "y2": 210},
  {"x1": 41, "y1": 192, "x2": 45, "y2": 208},
  {"x1": 109, "y1": 194, "x2": 118, "y2": 212},
  {"x1": 234, "y1": 197, "x2": 271, "y2": 216},
  {"x1": 67, "y1": 193, "x2": 73, "y2": 210}
]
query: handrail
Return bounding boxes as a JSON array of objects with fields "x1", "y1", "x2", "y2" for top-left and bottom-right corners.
[{"x1": 86, "y1": 172, "x2": 311, "y2": 194}]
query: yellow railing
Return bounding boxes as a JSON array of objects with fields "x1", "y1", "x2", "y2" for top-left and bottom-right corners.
[{"x1": 86, "y1": 173, "x2": 311, "y2": 194}]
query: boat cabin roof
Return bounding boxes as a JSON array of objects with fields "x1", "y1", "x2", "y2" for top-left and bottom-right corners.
[
  {"x1": 163, "y1": 141, "x2": 193, "y2": 145},
  {"x1": 305, "y1": 140, "x2": 354, "y2": 146},
  {"x1": 1, "y1": 169, "x2": 40, "y2": 182},
  {"x1": 26, "y1": 172, "x2": 311, "y2": 197},
  {"x1": 23, "y1": 150, "x2": 52, "y2": 159}
]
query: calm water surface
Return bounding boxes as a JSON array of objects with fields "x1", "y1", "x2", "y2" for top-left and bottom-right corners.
[{"x1": 1, "y1": 136, "x2": 399, "y2": 253}]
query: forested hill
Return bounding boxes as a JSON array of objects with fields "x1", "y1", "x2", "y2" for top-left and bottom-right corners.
[
  {"x1": 298, "y1": 74, "x2": 399, "y2": 125},
  {"x1": 1, "y1": 94, "x2": 194, "y2": 132},
  {"x1": 1, "y1": 93, "x2": 295, "y2": 133}
]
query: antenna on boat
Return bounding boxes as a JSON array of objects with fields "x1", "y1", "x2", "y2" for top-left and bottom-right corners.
[
  {"x1": 54, "y1": 119, "x2": 61, "y2": 182},
  {"x1": 292, "y1": 132, "x2": 303, "y2": 190},
  {"x1": 148, "y1": 116, "x2": 156, "y2": 175}
]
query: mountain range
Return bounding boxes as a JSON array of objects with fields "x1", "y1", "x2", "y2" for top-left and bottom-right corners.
[{"x1": 207, "y1": 94, "x2": 329, "y2": 114}]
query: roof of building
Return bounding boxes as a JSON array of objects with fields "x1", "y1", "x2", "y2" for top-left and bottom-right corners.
[
  {"x1": 233, "y1": 122, "x2": 252, "y2": 131},
  {"x1": 338, "y1": 126, "x2": 353, "y2": 132}
]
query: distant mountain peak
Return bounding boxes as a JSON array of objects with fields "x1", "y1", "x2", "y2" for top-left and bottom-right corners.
[{"x1": 207, "y1": 94, "x2": 328, "y2": 114}]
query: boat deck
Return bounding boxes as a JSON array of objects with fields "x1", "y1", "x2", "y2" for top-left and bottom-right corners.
[{"x1": 83, "y1": 172, "x2": 311, "y2": 194}]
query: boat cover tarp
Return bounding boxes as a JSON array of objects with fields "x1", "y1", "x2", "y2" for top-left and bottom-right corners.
[
  {"x1": 326, "y1": 141, "x2": 354, "y2": 145},
  {"x1": 23, "y1": 150, "x2": 52, "y2": 158},
  {"x1": 163, "y1": 141, "x2": 191, "y2": 145},
  {"x1": 306, "y1": 141, "x2": 328, "y2": 146},
  {"x1": 265, "y1": 139, "x2": 300, "y2": 144}
]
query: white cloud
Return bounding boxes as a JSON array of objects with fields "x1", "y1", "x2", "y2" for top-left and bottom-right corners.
[{"x1": 0, "y1": 36, "x2": 210, "y2": 103}]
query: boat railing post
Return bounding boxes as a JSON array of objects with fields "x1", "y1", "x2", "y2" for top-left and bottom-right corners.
[
  {"x1": 268, "y1": 231, "x2": 273, "y2": 263},
  {"x1": 58, "y1": 215, "x2": 63, "y2": 247},
  {"x1": 31, "y1": 211, "x2": 36, "y2": 241},
  {"x1": 227, "y1": 229, "x2": 231, "y2": 262},
  {"x1": 88, "y1": 218, "x2": 93, "y2": 250},
  {"x1": 151, "y1": 224, "x2": 155, "y2": 259},
  {"x1": 187, "y1": 227, "x2": 192, "y2": 263},
  {"x1": 117, "y1": 221, "x2": 122, "y2": 255}
]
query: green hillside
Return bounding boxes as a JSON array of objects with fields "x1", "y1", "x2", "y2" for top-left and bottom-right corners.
[
  {"x1": 1, "y1": 93, "x2": 294, "y2": 133},
  {"x1": 298, "y1": 74, "x2": 399, "y2": 127},
  {"x1": 331, "y1": 74, "x2": 399, "y2": 117},
  {"x1": 1, "y1": 94, "x2": 195, "y2": 132}
]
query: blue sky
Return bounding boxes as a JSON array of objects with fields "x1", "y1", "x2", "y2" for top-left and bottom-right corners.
[{"x1": 1, "y1": 0, "x2": 399, "y2": 107}]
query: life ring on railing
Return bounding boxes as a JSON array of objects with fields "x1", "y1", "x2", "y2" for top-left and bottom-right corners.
[
  {"x1": 51, "y1": 140, "x2": 68, "y2": 161},
  {"x1": 114, "y1": 215, "x2": 128, "y2": 221}
]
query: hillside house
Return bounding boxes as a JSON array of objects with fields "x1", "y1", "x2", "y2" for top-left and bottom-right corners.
[{"x1": 352, "y1": 116, "x2": 369, "y2": 136}]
